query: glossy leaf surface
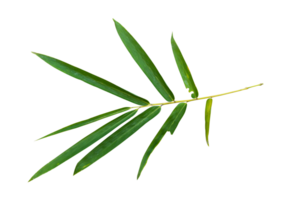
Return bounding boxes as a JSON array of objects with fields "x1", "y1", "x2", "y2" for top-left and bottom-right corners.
[
  {"x1": 137, "y1": 103, "x2": 187, "y2": 179},
  {"x1": 74, "y1": 106, "x2": 161, "y2": 175},
  {"x1": 171, "y1": 34, "x2": 198, "y2": 98},
  {"x1": 32, "y1": 52, "x2": 150, "y2": 105},
  {"x1": 29, "y1": 110, "x2": 137, "y2": 182},
  {"x1": 113, "y1": 20, "x2": 175, "y2": 102},
  {"x1": 37, "y1": 107, "x2": 131, "y2": 140}
]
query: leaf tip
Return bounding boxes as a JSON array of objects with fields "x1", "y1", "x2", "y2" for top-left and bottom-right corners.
[
  {"x1": 25, "y1": 178, "x2": 32, "y2": 184},
  {"x1": 170, "y1": 30, "x2": 175, "y2": 37},
  {"x1": 71, "y1": 172, "x2": 78, "y2": 177},
  {"x1": 71, "y1": 168, "x2": 81, "y2": 177}
]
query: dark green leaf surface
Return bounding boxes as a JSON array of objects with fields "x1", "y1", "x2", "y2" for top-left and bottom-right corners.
[
  {"x1": 29, "y1": 110, "x2": 137, "y2": 182},
  {"x1": 37, "y1": 107, "x2": 131, "y2": 140},
  {"x1": 32, "y1": 52, "x2": 150, "y2": 106},
  {"x1": 74, "y1": 106, "x2": 161, "y2": 175},
  {"x1": 171, "y1": 34, "x2": 199, "y2": 98},
  {"x1": 113, "y1": 19, "x2": 175, "y2": 102},
  {"x1": 137, "y1": 103, "x2": 187, "y2": 179},
  {"x1": 203, "y1": 98, "x2": 215, "y2": 148},
  {"x1": 167, "y1": 103, "x2": 188, "y2": 135}
]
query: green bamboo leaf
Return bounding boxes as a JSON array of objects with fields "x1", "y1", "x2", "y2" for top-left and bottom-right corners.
[
  {"x1": 74, "y1": 106, "x2": 161, "y2": 175},
  {"x1": 167, "y1": 103, "x2": 188, "y2": 135},
  {"x1": 137, "y1": 103, "x2": 187, "y2": 179},
  {"x1": 113, "y1": 19, "x2": 175, "y2": 102},
  {"x1": 203, "y1": 98, "x2": 215, "y2": 148},
  {"x1": 29, "y1": 110, "x2": 137, "y2": 182},
  {"x1": 32, "y1": 52, "x2": 150, "y2": 106},
  {"x1": 171, "y1": 34, "x2": 199, "y2": 98},
  {"x1": 37, "y1": 107, "x2": 131, "y2": 140}
]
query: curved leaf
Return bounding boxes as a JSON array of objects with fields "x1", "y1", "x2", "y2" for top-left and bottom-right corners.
[
  {"x1": 171, "y1": 34, "x2": 199, "y2": 98},
  {"x1": 137, "y1": 103, "x2": 187, "y2": 179},
  {"x1": 113, "y1": 19, "x2": 175, "y2": 102},
  {"x1": 29, "y1": 110, "x2": 137, "y2": 182},
  {"x1": 37, "y1": 107, "x2": 131, "y2": 140},
  {"x1": 32, "y1": 52, "x2": 150, "y2": 106},
  {"x1": 74, "y1": 106, "x2": 161, "y2": 175},
  {"x1": 203, "y1": 98, "x2": 215, "y2": 148}
]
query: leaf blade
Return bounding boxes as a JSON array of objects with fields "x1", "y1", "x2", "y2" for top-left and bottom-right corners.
[
  {"x1": 32, "y1": 52, "x2": 150, "y2": 106},
  {"x1": 171, "y1": 34, "x2": 199, "y2": 98},
  {"x1": 205, "y1": 98, "x2": 213, "y2": 146},
  {"x1": 29, "y1": 109, "x2": 137, "y2": 182},
  {"x1": 137, "y1": 103, "x2": 187, "y2": 179},
  {"x1": 113, "y1": 20, "x2": 175, "y2": 102},
  {"x1": 167, "y1": 103, "x2": 188, "y2": 135},
  {"x1": 74, "y1": 106, "x2": 161, "y2": 175},
  {"x1": 37, "y1": 107, "x2": 131, "y2": 140}
]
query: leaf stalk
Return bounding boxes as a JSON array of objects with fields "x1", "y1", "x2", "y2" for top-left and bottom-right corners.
[{"x1": 131, "y1": 83, "x2": 263, "y2": 109}]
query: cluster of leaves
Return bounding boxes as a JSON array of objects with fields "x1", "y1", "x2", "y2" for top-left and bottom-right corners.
[{"x1": 29, "y1": 19, "x2": 213, "y2": 182}]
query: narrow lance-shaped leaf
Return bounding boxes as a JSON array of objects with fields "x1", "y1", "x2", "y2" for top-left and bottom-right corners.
[
  {"x1": 113, "y1": 19, "x2": 175, "y2": 102},
  {"x1": 137, "y1": 103, "x2": 187, "y2": 179},
  {"x1": 37, "y1": 107, "x2": 131, "y2": 140},
  {"x1": 29, "y1": 110, "x2": 137, "y2": 182},
  {"x1": 74, "y1": 106, "x2": 161, "y2": 175},
  {"x1": 203, "y1": 98, "x2": 215, "y2": 148},
  {"x1": 32, "y1": 52, "x2": 150, "y2": 106},
  {"x1": 171, "y1": 34, "x2": 199, "y2": 98}
]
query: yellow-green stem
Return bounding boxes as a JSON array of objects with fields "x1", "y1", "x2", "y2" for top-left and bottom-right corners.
[{"x1": 131, "y1": 83, "x2": 263, "y2": 109}]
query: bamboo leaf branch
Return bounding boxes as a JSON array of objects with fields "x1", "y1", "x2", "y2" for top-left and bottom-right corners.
[{"x1": 29, "y1": 18, "x2": 264, "y2": 182}]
